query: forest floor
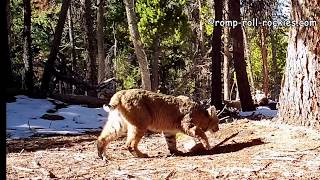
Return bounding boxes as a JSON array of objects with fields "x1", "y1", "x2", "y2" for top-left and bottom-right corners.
[{"x1": 6, "y1": 118, "x2": 320, "y2": 179}]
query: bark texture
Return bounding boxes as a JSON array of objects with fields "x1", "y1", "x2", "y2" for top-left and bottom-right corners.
[
  {"x1": 83, "y1": 0, "x2": 98, "y2": 96},
  {"x1": 123, "y1": 0, "x2": 152, "y2": 90},
  {"x1": 259, "y1": 26, "x2": 269, "y2": 97},
  {"x1": 68, "y1": 2, "x2": 76, "y2": 73},
  {"x1": 270, "y1": 28, "x2": 280, "y2": 100},
  {"x1": 97, "y1": 0, "x2": 106, "y2": 83},
  {"x1": 243, "y1": 26, "x2": 255, "y2": 93},
  {"x1": 4, "y1": 0, "x2": 12, "y2": 87},
  {"x1": 151, "y1": 36, "x2": 160, "y2": 91},
  {"x1": 223, "y1": 0, "x2": 231, "y2": 101},
  {"x1": 23, "y1": 0, "x2": 34, "y2": 94},
  {"x1": 279, "y1": 0, "x2": 320, "y2": 129}
]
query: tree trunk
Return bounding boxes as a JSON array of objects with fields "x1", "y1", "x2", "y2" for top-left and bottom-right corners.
[
  {"x1": 198, "y1": 0, "x2": 205, "y2": 56},
  {"x1": 68, "y1": 2, "x2": 76, "y2": 74},
  {"x1": 103, "y1": 22, "x2": 116, "y2": 82},
  {"x1": 151, "y1": 35, "x2": 160, "y2": 91},
  {"x1": 223, "y1": 0, "x2": 231, "y2": 101},
  {"x1": 243, "y1": 26, "x2": 255, "y2": 93},
  {"x1": 67, "y1": 2, "x2": 76, "y2": 94},
  {"x1": 123, "y1": 0, "x2": 152, "y2": 90},
  {"x1": 210, "y1": 0, "x2": 223, "y2": 110},
  {"x1": 259, "y1": 26, "x2": 269, "y2": 97},
  {"x1": 82, "y1": 0, "x2": 98, "y2": 96},
  {"x1": 270, "y1": 27, "x2": 279, "y2": 100},
  {"x1": 50, "y1": 94, "x2": 108, "y2": 108},
  {"x1": 41, "y1": 0, "x2": 71, "y2": 96},
  {"x1": 97, "y1": 0, "x2": 106, "y2": 84},
  {"x1": 23, "y1": 0, "x2": 34, "y2": 95},
  {"x1": 278, "y1": 0, "x2": 320, "y2": 129},
  {"x1": 229, "y1": 0, "x2": 255, "y2": 111},
  {"x1": 5, "y1": 0, "x2": 13, "y2": 87}
]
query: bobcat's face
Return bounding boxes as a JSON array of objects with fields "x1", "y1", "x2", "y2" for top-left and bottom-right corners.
[{"x1": 207, "y1": 106, "x2": 219, "y2": 133}]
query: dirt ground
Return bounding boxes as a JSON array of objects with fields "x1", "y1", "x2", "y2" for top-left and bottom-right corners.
[{"x1": 6, "y1": 119, "x2": 320, "y2": 179}]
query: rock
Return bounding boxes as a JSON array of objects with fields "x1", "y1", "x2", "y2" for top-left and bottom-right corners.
[{"x1": 40, "y1": 114, "x2": 65, "y2": 120}]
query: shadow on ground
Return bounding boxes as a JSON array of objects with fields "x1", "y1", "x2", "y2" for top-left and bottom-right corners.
[{"x1": 182, "y1": 132, "x2": 265, "y2": 156}]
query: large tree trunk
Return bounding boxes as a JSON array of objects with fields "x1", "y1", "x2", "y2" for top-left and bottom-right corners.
[
  {"x1": 259, "y1": 26, "x2": 269, "y2": 97},
  {"x1": 67, "y1": 2, "x2": 76, "y2": 94},
  {"x1": 278, "y1": 0, "x2": 320, "y2": 129},
  {"x1": 243, "y1": 26, "x2": 255, "y2": 93},
  {"x1": 151, "y1": 35, "x2": 160, "y2": 91},
  {"x1": 41, "y1": 0, "x2": 71, "y2": 95},
  {"x1": 97, "y1": 0, "x2": 106, "y2": 84},
  {"x1": 270, "y1": 27, "x2": 280, "y2": 100},
  {"x1": 82, "y1": 0, "x2": 98, "y2": 96},
  {"x1": 123, "y1": 0, "x2": 152, "y2": 90},
  {"x1": 223, "y1": 0, "x2": 231, "y2": 101},
  {"x1": 68, "y1": 2, "x2": 76, "y2": 74},
  {"x1": 210, "y1": 0, "x2": 223, "y2": 110},
  {"x1": 229, "y1": 0, "x2": 255, "y2": 111},
  {"x1": 23, "y1": 0, "x2": 34, "y2": 95}
]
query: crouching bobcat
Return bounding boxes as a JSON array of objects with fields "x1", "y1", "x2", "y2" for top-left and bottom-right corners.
[{"x1": 96, "y1": 89, "x2": 219, "y2": 159}]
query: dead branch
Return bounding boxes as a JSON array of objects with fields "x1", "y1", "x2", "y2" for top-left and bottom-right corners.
[
  {"x1": 215, "y1": 132, "x2": 240, "y2": 147},
  {"x1": 51, "y1": 68, "x2": 93, "y2": 90},
  {"x1": 50, "y1": 94, "x2": 108, "y2": 107},
  {"x1": 164, "y1": 170, "x2": 176, "y2": 180},
  {"x1": 12, "y1": 166, "x2": 34, "y2": 172}
]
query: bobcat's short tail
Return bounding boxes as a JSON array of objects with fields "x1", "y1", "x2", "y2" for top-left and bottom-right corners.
[
  {"x1": 97, "y1": 108, "x2": 127, "y2": 158},
  {"x1": 100, "y1": 108, "x2": 128, "y2": 140}
]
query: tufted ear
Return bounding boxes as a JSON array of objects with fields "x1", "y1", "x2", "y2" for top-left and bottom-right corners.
[
  {"x1": 206, "y1": 106, "x2": 217, "y2": 117},
  {"x1": 103, "y1": 104, "x2": 111, "y2": 112}
]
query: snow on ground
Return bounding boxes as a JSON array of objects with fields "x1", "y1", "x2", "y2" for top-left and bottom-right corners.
[
  {"x1": 6, "y1": 95, "x2": 279, "y2": 139},
  {"x1": 239, "y1": 106, "x2": 278, "y2": 118},
  {"x1": 6, "y1": 95, "x2": 107, "y2": 139}
]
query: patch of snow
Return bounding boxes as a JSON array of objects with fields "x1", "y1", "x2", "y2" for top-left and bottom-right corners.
[
  {"x1": 6, "y1": 95, "x2": 107, "y2": 139},
  {"x1": 239, "y1": 106, "x2": 278, "y2": 118}
]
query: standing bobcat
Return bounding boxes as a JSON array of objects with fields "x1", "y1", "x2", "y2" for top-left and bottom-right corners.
[{"x1": 97, "y1": 89, "x2": 219, "y2": 159}]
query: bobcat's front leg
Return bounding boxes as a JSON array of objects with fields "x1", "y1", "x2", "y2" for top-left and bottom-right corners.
[
  {"x1": 182, "y1": 115, "x2": 211, "y2": 150},
  {"x1": 163, "y1": 132, "x2": 183, "y2": 155}
]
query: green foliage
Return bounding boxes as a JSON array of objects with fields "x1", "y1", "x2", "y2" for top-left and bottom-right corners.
[
  {"x1": 247, "y1": 26, "x2": 288, "y2": 92},
  {"x1": 7, "y1": 0, "x2": 290, "y2": 99},
  {"x1": 10, "y1": 0, "x2": 24, "y2": 69},
  {"x1": 136, "y1": 0, "x2": 189, "y2": 46},
  {"x1": 115, "y1": 51, "x2": 140, "y2": 90},
  {"x1": 201, "y1": 2, "x2": 213, "y2": 36},
  {"x1": 32, "y1": 5, "x2": 61, "y2": 57}
]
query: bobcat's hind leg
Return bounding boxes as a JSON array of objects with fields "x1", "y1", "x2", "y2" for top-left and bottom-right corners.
[
  {"x1": 163, "y1": 132, "x2": 183, "y2": 155},
  {"x1": 126, "y1": 125, "x2": 148, "y2": 158}
]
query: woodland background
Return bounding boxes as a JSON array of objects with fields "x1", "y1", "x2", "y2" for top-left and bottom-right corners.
[
  {"x1": 5, "y1": 0, "x2": 320, "y2": 179},
  {"x1": 4, "y1": 0, "x2": 319, "y2": 128}
]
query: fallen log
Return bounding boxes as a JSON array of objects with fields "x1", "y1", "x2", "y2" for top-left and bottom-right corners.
[{"x1": 50, "y1": 94, "x2": 109, "y2": 108}]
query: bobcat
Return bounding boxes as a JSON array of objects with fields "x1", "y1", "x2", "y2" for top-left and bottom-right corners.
[{"x1": 96, "y1": 89, "x2": 219, "y2": 159}]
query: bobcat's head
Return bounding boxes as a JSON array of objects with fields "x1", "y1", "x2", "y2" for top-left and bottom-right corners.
[{"x1": 207, "y1": 106, "x2": 219, "y2": 133}]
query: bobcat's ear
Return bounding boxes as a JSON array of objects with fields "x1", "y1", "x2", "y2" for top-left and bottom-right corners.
[
  {"x1": 206, "y1": 106, "x2": 217, "y2": 117},
  {"x1": 103, "y1": 104, "x2": 111, "y2": 112}
]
